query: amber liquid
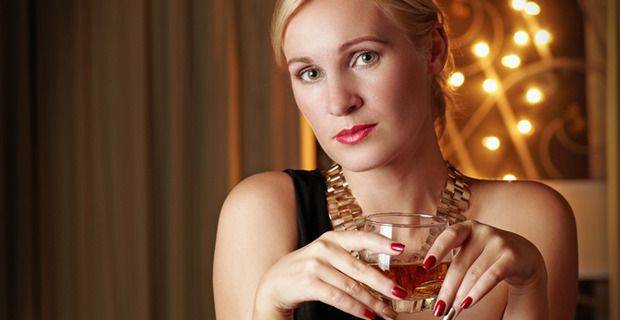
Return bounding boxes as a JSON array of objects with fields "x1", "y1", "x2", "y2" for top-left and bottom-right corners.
[{"x1": 371, "y1": 262, "x2": 450, "y2": 298}]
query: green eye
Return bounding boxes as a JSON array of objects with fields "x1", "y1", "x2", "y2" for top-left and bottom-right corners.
[
  {"x1": 355, "y1": 51, "x2": 379, "y2": 66},
  {"x1": 299, "y1": 68, "x2": 321, "y2": 81}
]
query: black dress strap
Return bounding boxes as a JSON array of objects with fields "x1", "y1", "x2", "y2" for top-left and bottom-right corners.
[{"x1": 282, "y1": 169, "x2": 368, "y2": 320}]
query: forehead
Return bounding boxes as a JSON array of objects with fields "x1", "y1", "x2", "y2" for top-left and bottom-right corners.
[{"x1": 283, "y1": 0, "x2": 406, "y2": 60}]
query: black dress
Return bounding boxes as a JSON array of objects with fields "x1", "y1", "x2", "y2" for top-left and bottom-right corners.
[{"x1": 283, "y1": 169, "x2": 383, "y2": 320}]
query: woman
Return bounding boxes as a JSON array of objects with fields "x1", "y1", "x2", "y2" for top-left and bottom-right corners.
[{"x1": 213, "y1": 0, "x2": 578, "y2": 319}]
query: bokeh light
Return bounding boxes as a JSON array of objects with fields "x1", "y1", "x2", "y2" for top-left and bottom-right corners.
[
  {"x1": 472, "y1": 42, "x2": 490, "y2": 58},
  {"x1": 535, "y1": 29, "x2": 552, "y2": 45},
  {"x1": 517, "y1": 119, "x2": 534, "y2": 134},
  {"x1": 511, "y1": 0, "x2": 527, "y2": 10},
  {"x1": 501, "y1": 54, "x2": 522, "y2": 69},
  {"x1": 483, "y1": 136, "x2": 501, "y2": 151},
  {"x1": 483, "y1": 79, "x2": 498, "y2": 93},
  {"x1": 526, "y1": 87, "x2": 544, "y2": 104},
  {"x1": 449, "y1": 72, "x2": 465, "y2": 88},
  {"x1": 514, "y1": 31, "x2": 530, "y2": 46},
  {"x1": 524, "y1": 2, "x2": 541, "y2": 15}
]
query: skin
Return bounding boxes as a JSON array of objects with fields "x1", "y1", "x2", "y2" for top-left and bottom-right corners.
[{"x1": 213, "y1": 0, "x2": 578, "y2": 319}]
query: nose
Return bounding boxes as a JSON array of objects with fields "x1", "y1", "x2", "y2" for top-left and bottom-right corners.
[{"x1": 326, "y1": 76, "x2": 363, "y2": 116}]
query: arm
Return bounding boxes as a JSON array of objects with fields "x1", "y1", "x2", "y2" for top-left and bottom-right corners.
[
  {"x1": 213, "y1": 172, "x2": 298, "y2": 320},
  {"x1": 503, "y1": 182, "x2": 578, "y2": 319},
  {"x1": 424, "y1": 180, "x2": 577, "y2": 319},
  {"x1": 213, "y1": 173, "x2": 406, "y2": 320}
]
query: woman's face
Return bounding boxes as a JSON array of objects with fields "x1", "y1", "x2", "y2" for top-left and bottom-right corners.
[{"x1": 283, "y1": 0, "x2": 438, "y2": 172}]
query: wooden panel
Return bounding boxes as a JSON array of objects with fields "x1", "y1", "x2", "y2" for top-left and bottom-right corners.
[{"x1": 606, "y1": 0, "x2": 619, "y2": 317}]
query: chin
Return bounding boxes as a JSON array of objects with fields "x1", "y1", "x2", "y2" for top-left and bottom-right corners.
[{"x1": 322, "y1": 144, "x2": 395, "y2": 172}]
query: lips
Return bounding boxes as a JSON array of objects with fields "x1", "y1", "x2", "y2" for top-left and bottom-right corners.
[{"x1": 335, "y1": 124, "x2": 377, "y2": 145}]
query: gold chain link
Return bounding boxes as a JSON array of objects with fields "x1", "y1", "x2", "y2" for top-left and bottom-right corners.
[{"x1": 321, "y1": 161, "x2": 469, "y2": 230}]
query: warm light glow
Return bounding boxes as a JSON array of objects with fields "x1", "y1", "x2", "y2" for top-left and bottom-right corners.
[
  {"x1": 501, "y1": 54, "x2": 522, "y2": 69},
  {"x1": 534, "y1": 29, "x2": 552, "y2": 45},
  {"x1": 483, "y1": 79, "x2": 498, "y2": 93},
  {"x1": 514, "y1": 31, "x2": 530, "y2": 46},
  {"x1": 472, "y1": 42, "x2": 490, "y2": 58},
  {"x1": 517, "y1": 119, "x2": 533, "y2": 134},
  {"x1": 511, "y1": 0, "x2": 527, "y2": 10},
  {"x1": 483, "y1": 136, "x2": 501, "y2": 151},
  {"x1": 524, "y1": 2, "x2": 541, "y2": 15},
  {"x1": 502, "y1": 174, "x2": 517, "y2": 181},
  {"x1": 449, "y1": 72, "x2": 465, "y2": 88},
  {"x1": 526, "y1": 88, "x2": 544, "y2": 104}
]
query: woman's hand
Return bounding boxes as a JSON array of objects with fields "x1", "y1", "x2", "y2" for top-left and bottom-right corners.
[
  {"x1": 253, "y1": 230, "x2": 408, "y2": 320},
  {"x1": 424, "y1": 219, "x2": 548, "y2": 317}
]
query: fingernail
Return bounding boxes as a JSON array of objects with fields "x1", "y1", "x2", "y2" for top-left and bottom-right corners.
[
  {"x1": 460, "y1": 296, "x2": 473, "y2": 309},
  {"x1": 363, "y1": 308, "x2": 377, "y2": 319},
  {"x1": 390, "y1": 243, "x2": 405, "y2": 252},
  {"x1": 433, "y1": 299, "x2": 446, "y2": 317},
  {"x1": 423, "y1": 255, "x2": 436, "y2": 270},
  {"x1": 391, "y1": 285, "x2": 408, "y2": 299}
]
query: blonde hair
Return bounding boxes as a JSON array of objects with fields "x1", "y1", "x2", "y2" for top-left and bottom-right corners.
[{"x1": 270, "y1": 0, "x2": 455, "y2": 136}]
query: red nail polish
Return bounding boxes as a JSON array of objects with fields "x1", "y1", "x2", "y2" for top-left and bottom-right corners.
[
  {"x1": 460, "y1": 296, "x2": 473, "y2": 309},
  {"x1": 390, "y1": 243, "x2": 405, "y2": 252},
  {"x1": 423, "y1": 255, "x2": 436, "y2": 270},
  {"x1": 391, "y1": 285, "x2": 408, "y2": 299},
  {"x1": 364, "y1": 308, "x2": 377, "y2": 319},
  {"x1": 433, "y1": 299, "x2": 446, "y2": 317}
]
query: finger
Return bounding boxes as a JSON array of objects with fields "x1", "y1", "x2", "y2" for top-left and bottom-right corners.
[
  {"x1": 423, "y1": 221, "x2": 474, "y2": 270},
  {"x1": 432, "y1": 241, "x2": 485, "y2": 316},
  {"x1": 311, "y1": 278, "x2": 383, "y2": 320},
  {"x1": 455, "y1": 254, "x2": 513, "y2": 311},
  {"x1": 450, "y1": 249, "x2": 496, "y2": 311},
  {"x1": 323, "y1": 243, "x2": 409, "y2": 301},
  {"x1": 322, "y1": 230, "x2": 406, "y2": 255},
  {"x1": 315, "y1": 262, "x2": 399, "y2": 320}
]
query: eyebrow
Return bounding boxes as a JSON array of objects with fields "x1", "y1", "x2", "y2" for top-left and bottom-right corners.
[{"x1": 286, "y1": 36, "x2": 388, "y2": 67}]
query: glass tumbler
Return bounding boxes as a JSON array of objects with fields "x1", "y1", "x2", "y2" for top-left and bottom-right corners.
[{"x1": 360, "y1": 213, "x2": 451, "y2": 313}]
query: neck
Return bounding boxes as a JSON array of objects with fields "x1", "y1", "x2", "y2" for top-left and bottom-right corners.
[{"x1": 341, "y1": 127, "x2": 448, "y2": 216}]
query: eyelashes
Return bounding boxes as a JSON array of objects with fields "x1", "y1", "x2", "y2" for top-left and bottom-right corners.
[
  {"x1": 354, "y1": 51, "x2": 379, "y2": 66},
  {"x1": 296, "y1": 50, "x2": 381, "y2": 83}
]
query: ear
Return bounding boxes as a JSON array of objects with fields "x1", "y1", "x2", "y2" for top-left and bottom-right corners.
[{"x1": 427, "y1": 22, "x2": 448, "y2": 75}]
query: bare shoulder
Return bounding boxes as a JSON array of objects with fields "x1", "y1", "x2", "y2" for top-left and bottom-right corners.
[
  {"x1": 216, "y1": 170, "x2": 298, "y2": 252},
  {"x1": 213, "y1": 171, "x2": 297, "y2": 319},
  {"x1": 465, "y1": 177, "x2": 576, "y2": 232}
]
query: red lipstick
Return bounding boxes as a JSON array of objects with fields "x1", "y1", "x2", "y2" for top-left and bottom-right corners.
[{"x1": 334, "y1": 124, "x2": 377, "y2": 145}]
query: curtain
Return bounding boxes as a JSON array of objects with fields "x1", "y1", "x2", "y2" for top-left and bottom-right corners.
[{"x1": 1, "y1": 0, "x2": 299, "y2": 319}]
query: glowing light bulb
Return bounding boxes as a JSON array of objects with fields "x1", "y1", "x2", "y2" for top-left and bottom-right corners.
[
  {"x1": 534, "y1": 29, "x2": 552, "y2": 45},
  {"x1": 483, "y1": 79, "x2": 498, "y2": 93},
  {"x1": 449, "y1": 72, "x2": 465, "y2": 88},
  {"x1": 503, "y1": 174, "x2": 517, "y2": 181},
  {"x1": 511, "y1": 0, "x2": 527, "y2": 10},
  {"x1": 517, "y1": 119, "x2": 533, "y2": 134},
  {"x1": 472, "y1": 42, "x2": 490, "y2": 58},
  {"x1": 501, "y1": 54, "x2": 521, "y2": 69},
  {"x1": 526, "y1": 88, "x2": 544, "y2": 104},
  {"x1": 483, "y1": 136, "x2": 501, "y2": 151},
  {"x1": 514, "y1": 31, "x2": 530, "y2": 46},
  {"x1": 524, "y1": 2, "x2": 541, "y2": 15}
]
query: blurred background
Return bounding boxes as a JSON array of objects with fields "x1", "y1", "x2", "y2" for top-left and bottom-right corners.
[{"x1": 1, "y1": 0, "x2": 618, "y2": 319}]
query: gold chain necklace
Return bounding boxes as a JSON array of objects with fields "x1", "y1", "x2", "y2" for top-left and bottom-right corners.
[{"x1": 321, "y1": 161, "x2": 470, "y2": 231}]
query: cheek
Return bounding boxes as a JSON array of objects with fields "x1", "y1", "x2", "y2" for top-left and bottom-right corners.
[
  {"x1": 292, "y1": 86, "x2": 329, "y2": 137},
  {"x1": 367, "y1": 63, "x2": 430, "y2": 121}
]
